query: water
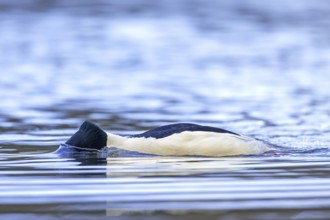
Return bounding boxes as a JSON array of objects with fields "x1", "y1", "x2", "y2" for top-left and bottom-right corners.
[{"x1": 1, "y1": 0, "x2": 330, "y2": 219}]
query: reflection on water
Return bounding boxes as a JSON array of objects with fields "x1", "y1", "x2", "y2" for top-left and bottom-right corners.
[
  {"x1": 2, "y1": 155, "x2": 330, "y2": 219},
  {"x1": 1, "y1": 0, "x2": 330, "y2": 219}
]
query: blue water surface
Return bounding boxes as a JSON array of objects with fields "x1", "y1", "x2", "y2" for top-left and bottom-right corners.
[{"x1": 1, "y1": 0, "x2": 330, "y2": 219}]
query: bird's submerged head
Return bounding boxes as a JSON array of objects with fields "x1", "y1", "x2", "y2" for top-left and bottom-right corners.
[{"x1": 55, "y1": 121, "x2": 108, "y2": 156}]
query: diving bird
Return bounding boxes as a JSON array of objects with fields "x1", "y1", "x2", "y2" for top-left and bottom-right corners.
[{"x1": 57, "y1": 121, "x2": 271, "y2": 156}]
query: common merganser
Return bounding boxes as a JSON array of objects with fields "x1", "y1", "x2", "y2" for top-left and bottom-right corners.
[{"x1": 57, "y1": 121, "x2": 271, "y2": 156}]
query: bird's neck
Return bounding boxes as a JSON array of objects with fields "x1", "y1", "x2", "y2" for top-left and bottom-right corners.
[{"x1": 106, "y1": 132, "x2": 126, "y2": 147}]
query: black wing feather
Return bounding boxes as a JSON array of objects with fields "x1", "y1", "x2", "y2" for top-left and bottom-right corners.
[{"x1": 131, "y1": 123, "x2": 238, "y2": 139}]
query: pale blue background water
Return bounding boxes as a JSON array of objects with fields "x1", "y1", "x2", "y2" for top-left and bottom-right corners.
[{"x1": 1, "y1": 0, "x2": 330, "y2": 219}]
